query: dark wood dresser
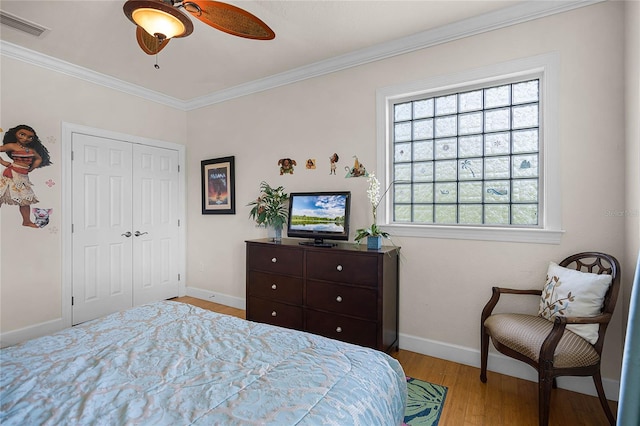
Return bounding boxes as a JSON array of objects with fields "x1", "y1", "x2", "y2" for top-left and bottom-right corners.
[{"x1": 246, "y1": 238, "x2": 399, "y2": 353}]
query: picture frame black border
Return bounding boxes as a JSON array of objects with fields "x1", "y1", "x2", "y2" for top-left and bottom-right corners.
[{"x1": 201, "y1": 156, "x2": 236, "y2": 215}]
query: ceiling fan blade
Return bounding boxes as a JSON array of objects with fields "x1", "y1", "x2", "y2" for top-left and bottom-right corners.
[
  {"x1": 183, "y1": 1, "x2": 275, "y2": 40},
  {"x1": 136, "y1": 26, "x2": 170, "y2": 55}
]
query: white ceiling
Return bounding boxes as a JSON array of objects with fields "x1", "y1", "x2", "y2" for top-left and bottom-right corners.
[{"x1": 0, "y1": 1, "x2": 593, "y2": 104}]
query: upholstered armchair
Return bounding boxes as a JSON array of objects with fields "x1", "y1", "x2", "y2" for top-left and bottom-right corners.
[{"x1": 480, "y1": 252, "x2": 620, "y2": 426}]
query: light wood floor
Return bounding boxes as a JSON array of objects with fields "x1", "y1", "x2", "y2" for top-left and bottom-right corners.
[{"x1": 174, "y1": 296, "x2": 616, "y2": 426}]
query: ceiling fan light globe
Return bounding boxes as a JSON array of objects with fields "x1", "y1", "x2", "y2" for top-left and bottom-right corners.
[
  {"x1": 132, "y1": 8, "x2": 184, "y2": 39},
  {"x1": 124, "y1": 0, "x2": 193, "y2": 39}
]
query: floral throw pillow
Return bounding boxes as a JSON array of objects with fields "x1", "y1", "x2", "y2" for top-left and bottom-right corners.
[{"x1": 538, "y1": 262, "x2": 612, "y2": 344}]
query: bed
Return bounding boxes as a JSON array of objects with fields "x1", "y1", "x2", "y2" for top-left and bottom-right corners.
[{"x1": 0, "y1": 300, "x2": 407, "y2": 425}]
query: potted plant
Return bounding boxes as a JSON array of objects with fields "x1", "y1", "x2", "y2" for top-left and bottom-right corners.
[
  {"x1": 247, "y1": 181, "x2": 289, "y2": 242},
  {"x1": 354, "y1": 173, "x2": 391, "y2": 249}
]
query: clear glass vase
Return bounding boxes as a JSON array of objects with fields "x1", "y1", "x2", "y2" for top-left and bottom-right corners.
[{"x1": 267, "y1": 225, "x2": 283, "y2": 243}]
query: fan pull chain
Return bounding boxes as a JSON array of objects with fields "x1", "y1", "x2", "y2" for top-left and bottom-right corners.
[
  {"x1": 153, "y1": 34, "x2": 162, "y2": 70},
  {"x1": 153, "y1": 35, "x2": 160, "y2": 69}
]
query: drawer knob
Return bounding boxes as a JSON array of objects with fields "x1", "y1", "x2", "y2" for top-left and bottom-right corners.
[
  {"x1": 336, "y1": 326, "x2": 342, "y2": 333},
  {"x1": 271, "y1": 284, "x2": 277, "y2": 290},
  {"x1": 271, "y1": 311, "x2": 277, "y2": 317},
  {"x1": 271, "y1": 257, "x2": 277, "y2": 263},
  {"x1": 336, "y1": 296, "x2": 343, "y2": 303},
  {"x1": 336, "y1": 265, "x2": 343, "y2": 272}
]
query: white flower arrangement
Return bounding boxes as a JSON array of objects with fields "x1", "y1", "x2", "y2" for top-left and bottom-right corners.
[{"x1": 355, "y1": 173, "x2": 391, "y2": 243}]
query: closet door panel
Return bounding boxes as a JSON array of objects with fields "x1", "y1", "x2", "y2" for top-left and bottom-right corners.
[
  {"x1": 132, "y1": 144, "x2": 180, "y2": 305},
  {"x1": 72, "y1": 134, "x2": 133, "y2": 325}
]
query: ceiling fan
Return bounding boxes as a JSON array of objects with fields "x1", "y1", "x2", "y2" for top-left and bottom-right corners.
[{"x1": 123, "y1": 0, "x2": 275, "y2": 56}]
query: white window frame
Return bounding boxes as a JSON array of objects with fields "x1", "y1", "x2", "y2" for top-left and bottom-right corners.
[{"x1": 376, "y1": 53, "x2": 563, "y2": 244}]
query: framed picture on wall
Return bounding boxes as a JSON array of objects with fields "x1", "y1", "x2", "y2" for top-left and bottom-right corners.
[{"x1": 201, "y1": 156, "x2": 235, "y2": 215}]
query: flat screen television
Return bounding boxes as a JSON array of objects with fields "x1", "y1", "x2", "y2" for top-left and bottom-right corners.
[{"x1": 286, "y1": 191, "x2": 351, "y2": 247}]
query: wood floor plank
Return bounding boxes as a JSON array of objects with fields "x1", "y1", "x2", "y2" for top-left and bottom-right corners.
[{"x1": 173, "y1": 297, "x2": 617, "y2": 425}]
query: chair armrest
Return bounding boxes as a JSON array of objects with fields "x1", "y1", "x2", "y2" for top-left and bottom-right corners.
[
  {"x1": 494, "y1": 287, "x2": 542, "y2": 296},
  {"x1": 481, "y1": 287, "x2": 542, "y2": 323},
  {"x1": 553, "y1": 313, "x2": 612, "y2": 325}
]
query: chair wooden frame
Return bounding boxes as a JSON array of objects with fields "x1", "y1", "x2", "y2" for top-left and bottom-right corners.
[{"x1": 480, "y1": 252, "x2": 620, "y2": 426}]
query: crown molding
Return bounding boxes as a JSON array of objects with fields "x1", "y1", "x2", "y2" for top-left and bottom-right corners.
[
  {"x1": 1, "y1": 0, "x2": 604, "y2": 112},
  {"x1": 0, "y1": 40, "x2": 186, "y2": 110},
  {"x1": 186, "y1": 0, "x2": 603, "y2": 110}
]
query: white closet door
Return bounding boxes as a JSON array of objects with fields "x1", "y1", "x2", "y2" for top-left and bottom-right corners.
[
  {"x1": 132, "y1": 144, "x2": 180, "y2": 305},
  {"x1": 71, "y1": 135, "x2": 180, "y2": 325},
  {"x1": 72, "y1": 134, "x2": 133, "y2": 324}
]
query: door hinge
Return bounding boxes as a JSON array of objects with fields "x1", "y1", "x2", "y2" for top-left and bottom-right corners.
[
  {"x1": 178, "y1": 273, "x2": 181, "y2": 281},
  {"x1": 71, "y1": 297, "x2": 74, "y2": 306},
  {"x1": 177, "y1": 219, "x2": 180, "y2": 227},
  {"x1": 178, "y1": 165, "x2": 180, "y2": 172},
  {"x1": 71, "y1": 150, "x2": 74, "y2": 161}
]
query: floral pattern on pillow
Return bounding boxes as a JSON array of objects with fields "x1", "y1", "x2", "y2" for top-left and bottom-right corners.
[
  {"x1": 538, "y1": 262, "x2": 612, "y2": 344},
  {"x1": 539, "y1": 274, "x2": 575, "y2": 319}
]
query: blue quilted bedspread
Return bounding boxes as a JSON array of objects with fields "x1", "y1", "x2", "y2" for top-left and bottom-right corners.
[{"x1": 0, "y1": 301, "x2": 407, "y2": 425}]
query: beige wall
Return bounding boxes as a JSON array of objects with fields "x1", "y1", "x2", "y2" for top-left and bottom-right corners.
[
  {"x1": 1, "y1": 0, "x2": 637, "y2": 398},
  {"x1": 0, "y1": 58, "x2": 186, "y2": 331},
  {"x1": 186, "y1": 1, "x2": 628, "y2": 386}
]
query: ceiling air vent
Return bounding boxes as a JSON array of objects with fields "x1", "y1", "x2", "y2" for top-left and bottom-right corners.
[{"x1": 0, "y1": 10, "x2": 49, "y2": 37}]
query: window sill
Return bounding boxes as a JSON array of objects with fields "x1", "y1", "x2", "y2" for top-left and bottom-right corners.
[{"x1": 381, "y1": 223, "x2": 564, "y2": 244}]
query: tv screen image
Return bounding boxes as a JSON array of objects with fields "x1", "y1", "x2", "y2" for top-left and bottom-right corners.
[{"x1": 287, "y1": 192, "x2": 351, "y2": 246}]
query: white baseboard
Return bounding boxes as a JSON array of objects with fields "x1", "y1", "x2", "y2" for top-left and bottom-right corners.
[
  {"x1": 0, "y1": 318, "x2": 64, "y2": 348},
  {"x1": 399, "y1": 331, "x2": 620, "y2": 401},
  {"x1": 185, "y1": 286, "x2": 246, "y2": 311}
]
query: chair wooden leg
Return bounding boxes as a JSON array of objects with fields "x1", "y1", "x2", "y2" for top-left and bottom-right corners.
[
  {"x1": 592, "y1": 371, "x2": 615, "y2": 425},
  {"x1": 480, "y1": 327, "x2": 489, "y2": 383},
  {"x1": 538, "y1": 373, "x2": 553, "y2": 426}
]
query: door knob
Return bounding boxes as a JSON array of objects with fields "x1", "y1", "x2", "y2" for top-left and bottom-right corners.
[
  {"x1": 121, "y1": 232, "x2": 132, "y2": 237},
  {"x1": 134, "y1": 231, "x2": 148, "y2": 237}
]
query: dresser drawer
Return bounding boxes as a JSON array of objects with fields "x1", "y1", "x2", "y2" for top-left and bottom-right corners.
[
  {"x1": 247, "y1": 297, "x2": 303, "y2": 329},
  {"x1": 306, "y1": 281, "x2": 377, "y2": 320},
  {"x1": 248, "y1": 271, "x2": 303, "y2": 304},
  {"x1": 247, "y1": 244, "x2": 303, "y2": 276},
  {"x1": 305, "y1": 309, "x2": 377, "y2": 348},
  {"x1": 306, "y1": 251, "x2": 378, "y2": 286}
]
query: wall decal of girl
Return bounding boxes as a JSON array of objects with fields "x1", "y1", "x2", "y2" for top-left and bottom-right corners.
[{"x1": 0, "y1": 125, "x2": 52, "y2": 228}]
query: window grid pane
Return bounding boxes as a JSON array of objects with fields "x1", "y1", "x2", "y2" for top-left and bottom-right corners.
[{"x1": 392, "y1": 79, "x2": 540, "y2": 226}]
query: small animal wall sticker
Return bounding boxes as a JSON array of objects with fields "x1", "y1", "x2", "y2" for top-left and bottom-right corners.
[
  {"x1": 278, "y1": 158, "x2": 296, "y2": 175},
  {"x1": 46, "y1": 179, "x2": 55, "y2": 187},
  {"x1": 32, "y1": 208, "x2": 52, "y2": 228},
  {"x1": 345, "y1": 156, "x2": 368, "y2": 178},
  {"x1": 329, "y1": 153, "x2": 339, "y2": 175},
  {"x1": 305, "y1": 158, "x2": 316, "y2": 170}
]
